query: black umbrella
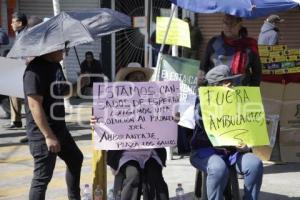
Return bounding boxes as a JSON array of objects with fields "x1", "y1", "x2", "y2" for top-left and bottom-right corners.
[
  {"x1": 68, "y1": 8, "x2": 131, "y2": 38},
  {"x1": 7, "y1": 8, "x2": 131, "y2": 58}
]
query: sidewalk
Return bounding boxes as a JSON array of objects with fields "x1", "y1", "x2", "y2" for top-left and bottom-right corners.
[{"x1": 0, "y1": 98, "x2": 300, "y2": 199}]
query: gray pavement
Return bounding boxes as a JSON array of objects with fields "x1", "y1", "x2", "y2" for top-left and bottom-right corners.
[{"x1": 0, "y1": 98, "x2": 300, "y2": 200}]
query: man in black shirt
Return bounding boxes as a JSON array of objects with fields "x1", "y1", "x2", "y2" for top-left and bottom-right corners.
[{"x1": 24, "y1": 49, "x2": 87, "y2": 200}]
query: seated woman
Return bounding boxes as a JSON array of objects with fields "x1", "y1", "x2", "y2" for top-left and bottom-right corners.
[
  {"x1": 91, "y1": 63, "x2": 169, "y2": 200},
  {"x1": 190, "y1": 64, "x2": 263, "y2": 200}
]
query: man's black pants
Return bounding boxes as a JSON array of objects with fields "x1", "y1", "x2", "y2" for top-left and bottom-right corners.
[{"x1": 28, "y1": 132, "x2": 83, "y2": 200}]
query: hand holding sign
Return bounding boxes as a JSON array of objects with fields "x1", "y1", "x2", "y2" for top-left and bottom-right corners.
[{"x1": 93, "y1": 81, "x2": 180, "y2": 150}]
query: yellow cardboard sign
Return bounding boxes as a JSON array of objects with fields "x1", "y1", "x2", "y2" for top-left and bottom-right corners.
[
  {"x1": 156, "y1": 17, "x2": 191, "y2": 48},
  {"x1": 199, "y1": 87, "x2": 269, "y2": 147}
]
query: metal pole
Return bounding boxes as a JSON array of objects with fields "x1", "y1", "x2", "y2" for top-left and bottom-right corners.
[
  {"x1": 148, "y1": 0, "x2": 153, "y2": 68},
  {"x1": 52, "y1": 0, "x2": 61, "y2": 16},
  {"x1": 73, "y1": 47, "x2": 81, "y2": 67},
  {"x1": 144, "y1": 0, "x2": 150, "y2": 68},
  {"x1": 92, "y1": 134, "x2": 107, "y2": 200},
  {"x1": 171, "y1": 4, "x2": 178, "y2": 57},
  {"x1": 153, "y1": 5, "x2": 177, "y2": 160},
  {"x1": 52, "y1": 0, "x2": 72, "y2": 108},
  {"x1": 111, "y1": 0, "x2": 116, "y2": 81},
  {"x1": 155, "y1": 5, "x2": 177, "y2": 69},
  {"x1": 91, "y1": 0, "x2": 108, "y2": 199}
]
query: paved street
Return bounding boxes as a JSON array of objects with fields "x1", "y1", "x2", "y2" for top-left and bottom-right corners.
[{"x1": 1, "y1": 99, "x2": 300, "y2": 200}]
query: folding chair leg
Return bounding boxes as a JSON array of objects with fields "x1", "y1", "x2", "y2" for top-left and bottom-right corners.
[
  {"x1": 194, "y1": 167, "x2": 240, "y2": 200},
  {"x1": 229, "y1": 166, "x2": 240, "y2": 200},
  {"x1": 194, "y1": 170, "x2": 202, "y2": 198}
]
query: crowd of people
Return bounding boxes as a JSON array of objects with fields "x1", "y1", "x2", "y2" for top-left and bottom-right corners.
[{"x1": 1, "y1": 10, "x2": 287, "y2": 200}]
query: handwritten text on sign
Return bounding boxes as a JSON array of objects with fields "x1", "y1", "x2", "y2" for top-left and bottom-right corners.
[
  {"x1": 156, "y1": 17, "x2": 191, "y2": 48},
  {"x1": 199, "y1": 87, "x2": 269, "y2": 147},
  {"x1": 93, "y1": 81, "x2": 180, "y2": 150}
]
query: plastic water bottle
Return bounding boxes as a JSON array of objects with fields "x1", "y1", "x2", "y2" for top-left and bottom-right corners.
[
  {"x1": 94, "y1": 185, "x2": 103, "y2": 200},
  {"x1": 107, "y1": 188, "x2": 114, "y2": 200},
  {"x1": 175, "y1": 183, "x2": 185, "y2": 200},
  {"x1": 82, "y1": 184, "x2": 92, "y2": 200}
]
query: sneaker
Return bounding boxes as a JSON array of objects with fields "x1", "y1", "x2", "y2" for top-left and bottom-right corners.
[
  {"x1": 20, "y1": 136, "x2": 29, "y2": 143},
  {"x1": 3, "y1": 121, "x2": 22, "y2": 129}
]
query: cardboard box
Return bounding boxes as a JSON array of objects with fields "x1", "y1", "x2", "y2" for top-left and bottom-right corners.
[
  {"x1": 253, "y1": 115, "x2": 279, "y2": 161},
  {"x1": 281, "y1": 61, "x2": 295, "y2": 68},
  {"x1": 280, "y1": 127, "x2": 300, "y2": 162},
  {"x1": 259, "y1": 50, "x2": 270, "y2": 57},
  {"x1": 258, "y1": 45, "x2": 272, "y2": 51},
  {"x1": 261, "y1": 63, "x2": 268, "y2": 69},
  {"x1": 286, "y1": 55, "x2": 299, "y2": 62},
  {"x1": 260, "y1": 83, "x2": 300, "y2": 162},
  {"x1": 272, "y1": 45, "x2": 287, "y2": 51},
  {"x1": 269, "y1": 51, "x2": 284, "y2": 57},
  {"x1": 295, "y1": 60, "x2": 300, "y2": 67},
  {"x1": 284, "y1": 49, "x2": 299, "y2": 56},
  {"x1": 280, "y1": 83, "x2": 300, "y2": 127},
  {"x1": 274, "y1": 69, "x2": 286, "y2": 75},
  {"x1": 287, "y1": 67, "x2": 300, "y2": 74},
  {"x1": 270, "y1": 56, "x2": 287, "y2": 63},
  {"x1": 281, "y1": 83, "x2": 300, "y2": 102},
  {"x1": 266, "y1": 62, "x2": 282, "y2": 69},
  {"x1": 280, "y1": 102, "x2": 300, "y2": 127},
  {"x1": 260, "y1": 57, "x2": 271, "y2": 64},
  {"x1": 260, "y1": 82, "x2": 284, "y2": 115},
  {"x1": 262, "y1": 69, "x2": 275, "y2": 75}
]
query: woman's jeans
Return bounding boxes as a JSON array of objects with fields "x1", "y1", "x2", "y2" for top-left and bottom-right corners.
[{"x1": 190, "y1": 152, "x2": 263, "y2": 200}]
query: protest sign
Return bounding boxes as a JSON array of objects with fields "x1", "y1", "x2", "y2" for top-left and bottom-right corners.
[
  {"x1": 0, "y1": 57, "x2": 26, "y2": 98},
  {"x1": 156, "y1": 17, "x2": 190, "y2": 48},
  {"x1": 153, "y1": 54, "x2": 198, "y2": 128},
  {"x1": 199, "y1": 86, "x2": 269, "y2": 147},
  {"x1": 93, "y1": 81, "x2": 180, "y2": 150}
]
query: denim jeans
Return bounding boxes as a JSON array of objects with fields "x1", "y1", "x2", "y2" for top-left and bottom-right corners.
[
  {"x1": 190, "y1": 152, "x2": 263, "y2": 200},
  {"x1": 28, "y1": 132, "x2": 83, "y2": 200}
]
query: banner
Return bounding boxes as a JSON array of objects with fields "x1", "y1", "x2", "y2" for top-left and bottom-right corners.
[
  {"x1": 199, "y1": 86, "x2": 269, "y2": 147},
  {"x1": 93, "y1": 81, "x2": 180, "y2": 150},
  {"x1": 153, "y1": 54, "x2": 199, "y2": 128},
  {"x1": 0, "y1": 57, "x2": 25, "y2": 98},
  {"x1": 156, "y1": 17, "x2": 191, "y2": 48}
]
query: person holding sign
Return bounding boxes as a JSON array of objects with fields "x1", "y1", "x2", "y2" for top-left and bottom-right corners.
[
  {"x1": 91, "y1": 63, "x2": 169, "y2": 200},
  {"x1": 198, "y1": 14, "x2": 261, "y2": 87},
  {"x1": 190, "y1": 65, "x2": 263, "y2": 200}
]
